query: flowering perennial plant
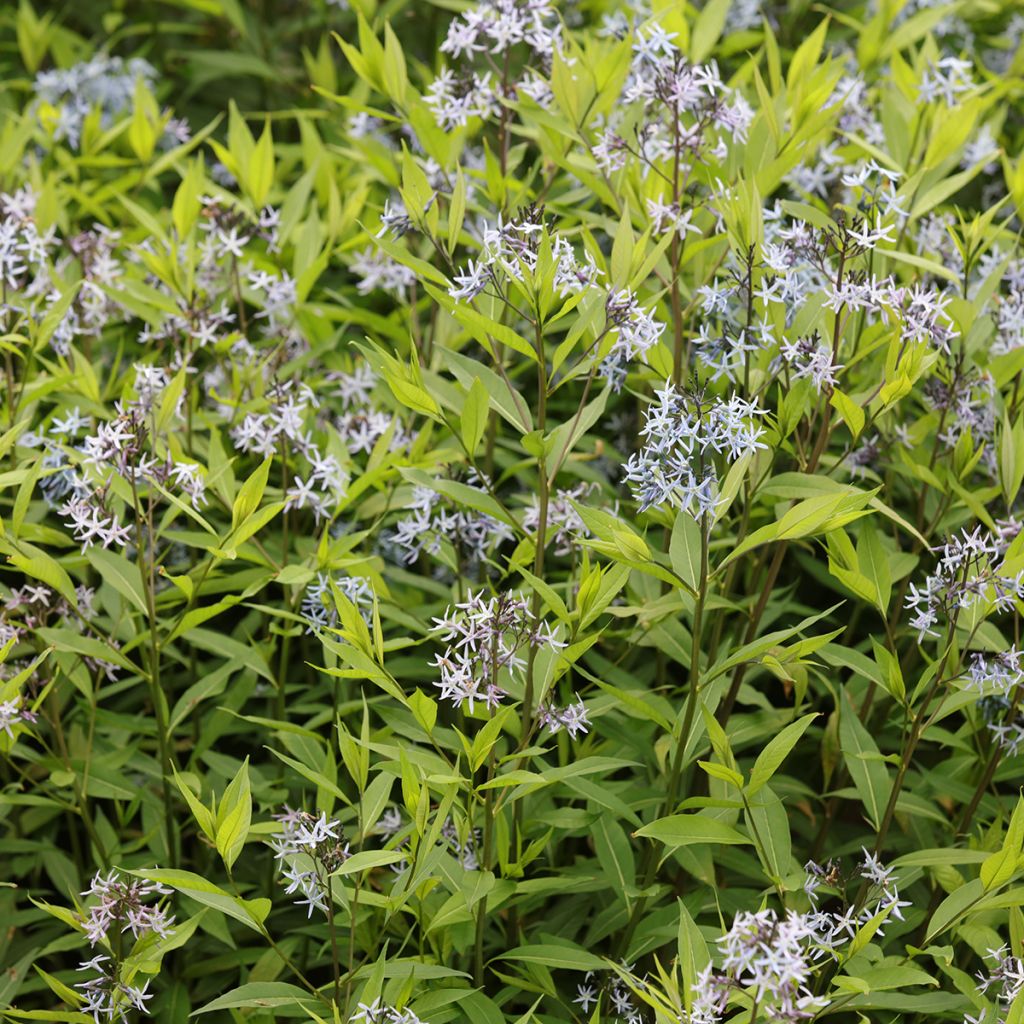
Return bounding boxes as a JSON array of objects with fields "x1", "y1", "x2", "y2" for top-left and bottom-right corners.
[
  {"x1": 431, "y1": 590, "x2": 567, "y2": 717},
  {"x1": 69, "y1": 872, "x2": 175, "y2": 1024},
  {"x1": 270, "y1": 809, "x2": 352, "y2": 918},
  {"x1": 624, "y1": 383, "x2": 767, "y2": 515},
  {"x1": 4, "y1": 1, "x2": 1024, "y2": 1023},
  {"x1": 427, "y1": 0, "x2": 562, "y2": 130}
]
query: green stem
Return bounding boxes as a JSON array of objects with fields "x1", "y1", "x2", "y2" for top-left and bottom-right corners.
[
  {"x1": 473, "y1": 784, "x2": 495, "y2": 987},
  {"x1": 327, "y1": 875, "x2": 342, "y2": 1006},
  {"x1": 130, "y1": 474, "x2": 177, "y2": 866},
  {"x1": 521, "y1": 317, "x2": 549, "y2": 738},
  {"x1": 617, "y1": 511, "x2": 709, "y2": 957}
]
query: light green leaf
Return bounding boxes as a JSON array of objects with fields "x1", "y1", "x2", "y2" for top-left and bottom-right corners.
[
  {"x1": 332, "y1": 850, "x2": 406, "y2": 876},
  {"x1": 85, "y1": 547, "x2": 147, "y2": 616},
  {"x1": 498, "y1": 944, "x2": 606, "y2": 972},
  {"x1": 747, "y1": 713, "x2": 818, "y2": 797},
  {"x1": 670, "y1": 508, "x2": 702, "y2": 591},
  {"x1": 690, "y1": 0, "x2": 731, "y2": 62},
  {"x1": 635, "y1": 814, "x2": 750, "y2": 848},
  {"x1": 131, "y1": 869, "x2": 269, "y2": 933},
  {"x1": 231, "y1": 458, "x2": 272, "y2": 531},
  {"x1": 981, "y1": 795, "x2": 1024, "y2": 891},
  {"x1": 593, "y1": 813, "x2": 636, "y2": 908},
  {"x1": 1001, "y1": 411, "x2": 1024, "y2": 509},
  {"x1": 839, "y1": 695, "x2": 890, "y2": 830},
  {"x1": 193, "y1": 983, "x2": 314, "y2": 1015},
  {"x1": 926, "y1": 878, "x2": 985, "y2": 943},
  {"x1": 677, "y1": 901, "x2": 710, "y2": 1012},
  {"x1": 247, "y1": 120, "x2": 274, "y2": 207},
  {"x1": 214, "y1": 757, "x2": 251, "y2": 872},
  {"x1": 830, "y1": 390, "x2": 865, "y2": 440},
  {"x1": 857, "y1": 519, "x2": 892, "y2": 615},
  {"x1": 460, "y1": 377, "x2": 490, "y2": 455}
]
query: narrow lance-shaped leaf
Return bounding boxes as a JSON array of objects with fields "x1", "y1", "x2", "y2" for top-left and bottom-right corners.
[
  {"x1": 839, "y1": 695, "x2": 890, "y2": 831},
  {"x1": 746, "y1": 713, "x2": 818, "y2": 796},
  {"x1": 635, "y1": 814, "x2": 751, "y2": 848},
  {"x1": 215, "y1": 757, "x2": 251, "y2": 872}
]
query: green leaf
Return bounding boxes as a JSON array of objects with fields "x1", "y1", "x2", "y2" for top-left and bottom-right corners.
[
  {"x1": 677, "y1": 901, "x2": 710, "y2": 1013},
  {"x1": 1001, "y1": 411, "x2": 1024, "y2": 509},
  {"x1": 247, "y1": 120, "x2": 274, "y2": 207},
  {"x1": 839, "y1": 694, "x2": 890, "y2": 830},
  {"x1": 381, "y1": 22, "x2": 408, "y2": 104},
  {"x1": 217, "y1": 501, "x2": 284, "y2": 557},
  {"x1": 441, "y1": 347, "x2": 532, "y2": 434},
  {"x1": 172, "y1": 157, "x2": 204, "y2": 237},
  {"x1": 838, "y1": 965, "x2": 937, "y2": 993},
  {"x1": 33, "y1": 966, "x2": 82, "y2": 1009},
  {"x1": 787, "y1": 16, "x2": 829, "y2": 93},
  {"x1": 926, "y1": 878, "x2": 985, "y2": 943},
  {"x1": 546, "y1": 388, "x2": 609, "y2": 475},
  {"x1": 745, "y1": 783, "x2": 792, "y2": 882},
  {"x1": 776, "y1": 491, "x2": 872, "y2": 541},
  {"x1": 498, "y1": 944, "x2": 607, "y2": 972},
  {"x1": 408, "y1": 688, "x2": 437, "y2": 736},
  {"x1": 231, "y1": 458, "x2": 272, "y2": 531},
  {"x1": 670, "y1": 508, "x2": 702, "y2": 591},
  {"x1": 449, "y1": 303, "x2": 539, "y2": 364},
  {"x1": 593, "y1": 812, "x2": 636, "y2": 907},
  {"x1": 214, "y1": 757, "x2": 251, "y2": 872},
  {"x1": 875, "y1": 247, "x2": 959, "y2": 284},
  {"x1": 690, "y1": 0, "x2": 731, "y2": 62},
  {"x1": 156, "y1": 364, "x2": 189, "y2": 435},
  {"x1": 830, "y1": 390, "x2": 865, "y2": 440},
  {"x1": 857, "y1": 519, "x2": 892, "y2": 615},
  {"x1": 610, "y1": 203, "x2": 634, "y2": 287},
  {"x1": 720, "y1": 491, "x2": 874, "y2": 568},
  {"x1": 847, "y1": 903, "x2": 893, "y2": 960},
  {"x1": 870, "y1": 638, "x2": 905, "y2": 704},
  {"x1": 700, "y1": 760, "x2": 745, "y2": 787},
  {"x1": 3, "y1": 1011, "x2": 91, "y2": 1023},
  {"x1": 172, "y1": 768, "x2": 215, "y2": 841},
  {"x1": 460, "y1": 377, "x2": 490, "y2": 455},
  {"x1": 7, "y1": 544, "x2": 79, "y2": 608},
  {"x1": 128, "y1": 76, "x2": 160, "y2": 161},
  {"x1": 193, "y1": 983, "x2": 314, "y2": 1015},
  {"x1": 386, "y1": 373, "x2": 440, "y2": 417},
  {"x1": 399, "y1": 468, "x2": 516, "y2": 528},
  {"x1": 634, "y1": 814, "x2": 750, "y2": 848},
  {"x1": 225, "y1": 98, "x2": 254, "y2": 177},
  {"x1": 747, "y1": 713, "x2": 818, "y2": 796},
  {"x1": 981, "y1": 795, "x2": 1024, "y2": 891},
  {"x1": 332, "y1": 849, "x2": 406, "y2": 876},
  {"x1": 469, "y1": 706, "x2": 513, "y2": 772},
  {"x1": 514, "y1": 563, "x2": 569, "y2": 623},
  {"x1": 268, "y1": 748, "x2": 352, "y2": 807},
  {"x1": 35, "y1": 627, "x2": 136, "y2": 674},
  {"x1": 85, "y1": 547, "x2": 147, "y2": 616},
  {"x1": 185, "y1": 627, "x2": 274, "y2": 683},
  {"x1": 447, "y1": 168, "x2": 467, "y2": 254},
  {"x1": 131, "y1": 869, "x2": 269, "y2": 933},
  {"x1": 36, "y1": 284, "x2": 81, "y2": 352}
]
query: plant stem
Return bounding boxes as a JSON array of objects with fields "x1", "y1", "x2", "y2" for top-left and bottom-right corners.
[
  {"x1": 130, "y1": 474, "x2": 177, "y2": 866},
  {"x1": 717, "y1": 541, "x2": 786, "y2": 725},
  {"x1": 617, "y1": 511, "x2": 708, "y2": 957},
  {"x1": 473, "y1": 784, "x2": 495, "y2": 987},
  {"x1": 327, "y1": 875, "x2": 342, "y2": 1006},
  {"x1": 521, "y1": 317, "x2": 549, "y2": 736}
]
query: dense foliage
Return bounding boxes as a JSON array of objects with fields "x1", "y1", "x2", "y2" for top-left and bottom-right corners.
[{"x1": 4, "y1": 0, "x2": 1024, "y2": 1022}]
